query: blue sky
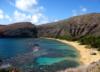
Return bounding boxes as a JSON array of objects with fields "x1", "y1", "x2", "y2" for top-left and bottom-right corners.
[{"x1": 0, "y1": 0, "x2": 100, "y2": 25}]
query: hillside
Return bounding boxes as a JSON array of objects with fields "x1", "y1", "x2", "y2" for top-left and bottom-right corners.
[
  {"x1": 0, "y1": 22, "x2": 38, "y2": 38},
  {"x1": 37, "y1": 13, "x2": 100, "y2": 39}
]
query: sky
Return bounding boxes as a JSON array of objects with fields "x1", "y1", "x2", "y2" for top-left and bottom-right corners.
[{"x1": 0, "y1": 0, "x2": 100, "y2": 25}]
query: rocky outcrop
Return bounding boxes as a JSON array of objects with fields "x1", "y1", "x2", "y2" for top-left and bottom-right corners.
[
  {"x1": 37, "y1": 13, "x2": 100, "y2": 39},
  {"x1": 0, "y1": 22, "x2": 38, "y2": 38},
  {"x1": 58, "y1": 60, "x2": 100, "y2": 72}
]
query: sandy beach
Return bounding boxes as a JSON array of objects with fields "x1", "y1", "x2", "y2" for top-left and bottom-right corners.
[{"x1": 47, "y1": 38, "x2": 100, "y2": 65}]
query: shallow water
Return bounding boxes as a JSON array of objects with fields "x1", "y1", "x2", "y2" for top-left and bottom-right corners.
[{"x1": 0, "y1": 38, "x2": 80, "y2": 72}]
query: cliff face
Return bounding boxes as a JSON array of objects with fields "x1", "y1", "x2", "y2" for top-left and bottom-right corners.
[
  {"x1": 37, "y1": 20, "x2": 69, "y2": 38},
  {"x1": 0, "y1": 22, "x2": 38, "y2": 38},
  {"x1": 37, "y1": 13, "x2": 100, "y2": 39}
]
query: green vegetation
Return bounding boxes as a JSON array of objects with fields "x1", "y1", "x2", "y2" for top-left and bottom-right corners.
[
  {"x1": 56, "y1": 35, "x2": 73, "y2": 41},
  {"x1": 79, "y1": 36, "x2": 100, "y2": 51},
  {"x1": 56, "y1": 35, "x2": 100, "y2": 51}
]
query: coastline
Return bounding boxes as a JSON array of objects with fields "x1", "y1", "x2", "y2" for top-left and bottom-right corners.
[{"x1": 46, "y1": 38, "x2": 100, "y2": 65}]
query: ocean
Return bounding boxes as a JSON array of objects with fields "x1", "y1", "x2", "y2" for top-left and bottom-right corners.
[{"x1": 0, "y1": 38, "x2": 80, "y2": 72}]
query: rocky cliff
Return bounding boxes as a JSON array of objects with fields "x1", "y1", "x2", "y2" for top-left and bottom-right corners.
[
  {"x1": 0, "y1": 22, "x2": 38, "y2": 38},
  {"x1": 59, "y1": 60, "x2": 100, "y2": 72},
  {"x1": 37, "y1": 13, "x2": 100, "y2": 39}
]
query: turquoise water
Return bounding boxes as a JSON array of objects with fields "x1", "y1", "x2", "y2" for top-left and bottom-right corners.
[
  {"x1": 37, "y1": 57, "x2": 67, "y2": 65},
  {"x1": 0, "y1": 38, "x2": 80, "y2": 72}
]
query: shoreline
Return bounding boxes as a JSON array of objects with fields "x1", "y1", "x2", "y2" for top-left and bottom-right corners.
[{"x1": 46, "y1": 38, "x2": 100, "y2": 65}]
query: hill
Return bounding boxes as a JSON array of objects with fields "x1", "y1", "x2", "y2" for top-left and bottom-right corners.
[
  {"x1": 0, "y1": 22, "x2": 38, "y2": 38},
  {"x1": 37, "y1": 13, "x2": 100, "y2": 39}
]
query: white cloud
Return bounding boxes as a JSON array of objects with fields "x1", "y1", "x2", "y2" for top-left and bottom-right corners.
[
  {"x1": 52, "y1": 19, "x2": 58, "y2": 22},
  {"x1": 2, "y1": 0, "x2": 50, "y2": 24},
  {"x1": 31, "y1": 12, "x2": 49, "y2": 24},
  {"x1": 0, "y1": 9, "x2": 11, "y2": 21},
  {"x1": 0, "y1": 15, "x2": 4, "y2": 19},
  {"x1": 14, "y1": 0, "x2": 43, "y2": 13},
  {"x1": 0, "y1": 9, "x2": 4, "y2": 19},
  {"x1": 72, "y1": 6, "x2": 88, "y2": 16},
  {"x1": 0, "y1": 9, "x2": 4, "y2": 14},
  {"x1": 80, "y1": 6, "x2": 87, "y2": 12},
  {"x1": 72, "y1": 10, "x2": 77, "y2": 16},
  {"x1": 5, "y1": 15, "x2": 10, "y2": 19},
  {"x1": 11, "y1": 10, "x2": 49, "y2": 24},
  {"x1": 13, "y1": 10, "x2": 31, "y2": 22},
  {"x1": 82, "y1": 8, "x2": 87, "y2": 12},
  {"x1": 5, "y1": 15, "x2": 12, "y2": 21},
  {"x1": 8, "y1": 0, "x2": 44, "y2": 13},
  {"x1": 31, "y1": 12, "x2": 42, "y2": 23}
]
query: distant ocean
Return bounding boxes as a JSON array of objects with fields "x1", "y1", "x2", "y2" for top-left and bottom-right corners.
[{"x1": 0, "y1": 38, "x2": 80, "y2": 72}]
